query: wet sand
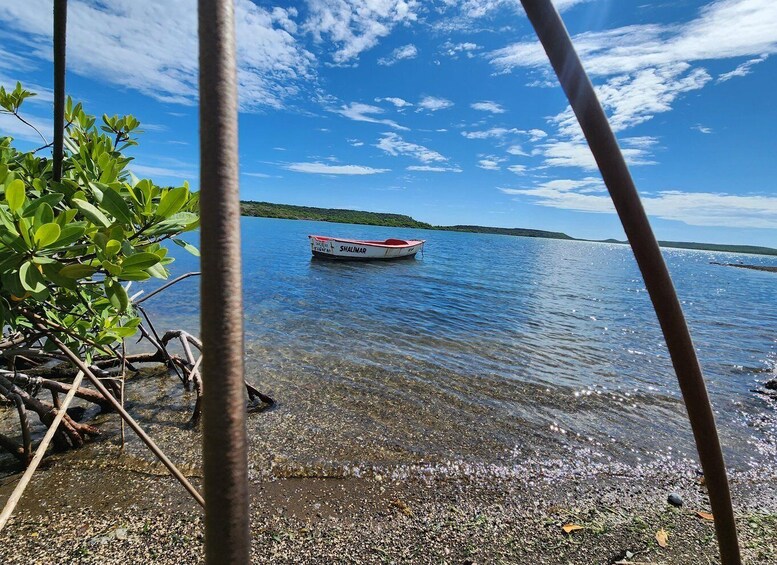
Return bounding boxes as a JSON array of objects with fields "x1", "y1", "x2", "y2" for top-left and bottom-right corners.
[
  {"x1": 1, "y1": 362, "x2": 777, "y2": 563},
  {"x1": 1, "y1": 457, "x2": 776, "y2": 564}
]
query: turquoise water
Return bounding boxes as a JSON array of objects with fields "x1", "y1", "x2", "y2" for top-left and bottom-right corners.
[{"x1": 132, "y1": 216, "x2": 777, "y2": 477}]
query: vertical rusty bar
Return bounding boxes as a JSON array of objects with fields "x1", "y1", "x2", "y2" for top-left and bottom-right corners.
[
  {"x1": 518, "y1": 1, "x2": 740, "y2": 563},
  {"x1": 198, "y1": 0, "x2": 250, "y2": 563},
  {"x1": 52, "y1": 0, "x2": 67, "y2": 181}
]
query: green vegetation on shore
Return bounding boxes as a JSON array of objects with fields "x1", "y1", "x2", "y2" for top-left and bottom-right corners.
[
  {"x1": 240, "y1": 200, "x2": 777, "y2": 256},
  {"x1": 439, "y1": 224, "x2": 573, "y2": 240},
  {"x1": 240, "y1": 201, "x2": 432, "y2": 229}
]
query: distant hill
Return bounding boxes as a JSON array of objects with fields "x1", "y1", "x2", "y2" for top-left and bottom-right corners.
[
  {"x1": 239, "y1": 201, "x2": 777, "y2": 257},
  {"x1": 439, "y1": 225, "x2": 573, "y2": 240},
  {"x1": 599, "y1": 238, "x2": 777, "y2": 257},
  {"x1": 240, "y1": 201, "x2": 431, "y2": 229},
  {"x1": 656, "y1": 240, "x2": 777, "y2": 256}
]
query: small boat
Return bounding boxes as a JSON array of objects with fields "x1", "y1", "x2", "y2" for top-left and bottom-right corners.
[{"x1": 309, "y1": 235, "x2": 425, "y2": 260}]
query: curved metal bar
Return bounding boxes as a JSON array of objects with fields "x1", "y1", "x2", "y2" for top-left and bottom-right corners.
[
  {"x1": 518, "y1": 2, "x2": 740, "y2": 563},
  {"x1": 52, "y1": 0, "x2": 67, "y2": 182},
  {"x1": 198, "y1": 0, "x2": 251, "y2": 563}
]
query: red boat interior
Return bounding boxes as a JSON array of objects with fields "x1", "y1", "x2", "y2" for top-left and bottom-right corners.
[{"x1": 375, "y1": 239, "x2": 408, "y2": 245}]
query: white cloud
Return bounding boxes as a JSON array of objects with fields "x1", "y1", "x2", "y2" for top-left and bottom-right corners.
[
  {"x1": 500, "y1": 179, "x2": 777, "y2": 229},
  {"x1": 303, "y1": 0, "x2": 419, "y2": 64},
  {"x1": 378, "y1": 43, "x2": 418, "y2": 66},
  {"x1": 486, "y1": 0, "x2": 777, "y2": 164},
  {"x1": 377, "y1": 132, "x2": 447, "y2": 162},
  {"x1": 718, "y1": 54, "x2": 769, "y2": 82},
  {"x1": 538, "y1": 140, "x2": 656, "y2": 170},
  {"x1": 285, "y1": 162, "x2": 389, "y2": 175},
  {"x1": 0, "y1": 111, "x2": 52, "y2": 145},
  {"x1": 462, "y1": 127, "x2": 520, "y2": 139},
  {"x1": 693, "y1": 124, "x2": 713, "y2": 134},
  {"x1": 0, "y1": 48, "x2": 35, "y2": 74},
  {"x1": 130, "y1": 163, "x2": 197, "y2": 181},
  {"x1": 335, "y1": 102, "x2": 408, "y2": 130},
  {"x1": 347, "y1": 138, "x2": 365, "y2": 146},
  {"x1": 407, "y1": 165, "x2": 462, "y2": 173},
  {"x1": 455, "y1": 0, "x2": 589, "y2": 19},
  {"x1": 507, "y1": 144, "x2": 527, "y2": 156},
  {"x1": 0, "y1": 1, "x2": 314, "y2": 110},
  {"x1": 471, "y1": 100, "x2": 505, "y2": 114},
  {"x1": 437, "y1": 0, "x2": 590, "y2": 32},
  {"x1": 490, "y1": 1, "x2": 777, "y2": 77},
  {"x1": 440, "y1": 40, "x2": 481, "y2": 58},
  {"x1": 242, "y1": 172, "x2": 272, "y2": 178},
  {"x1": 527, "y1": 129, "x2": 547, "y2": 142},
  {"x1": 375, "y1": 96, "x2": 413, "y2": 108},
  {"x1": 507, "y1": 164, "x2": 527, "y2": 174},
  {"x1": 477, "y1": 156, "x2": 505, "y2": 170},
  {"x1": 417, "y1": 96, "x2": 454, "y2": 111}
]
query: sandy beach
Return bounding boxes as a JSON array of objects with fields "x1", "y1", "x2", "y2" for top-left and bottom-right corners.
[{"x1": 2, "y1": 454, "x2": 776, "y2": 564}]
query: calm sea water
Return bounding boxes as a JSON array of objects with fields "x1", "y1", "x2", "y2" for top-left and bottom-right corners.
[
  {"x1": 3, "y1": 216, "x2": 774, "y2": 480},
  {"x1": 131, "y1": 217, "x2": 777, "y2": 479}
]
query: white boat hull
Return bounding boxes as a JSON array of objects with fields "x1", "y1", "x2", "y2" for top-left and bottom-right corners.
[{"x1": 309, "y1": 236, "x2": 424, "y2": 260}]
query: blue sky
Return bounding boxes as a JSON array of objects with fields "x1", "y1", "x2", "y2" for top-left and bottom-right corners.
[{"x1": 1, "y1": 0, "x2": 776, "y2": 246}]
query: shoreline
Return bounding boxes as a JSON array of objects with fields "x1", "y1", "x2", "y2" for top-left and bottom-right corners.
[
  {"x1": 1, "y1": 460, "x2": 775, "y2": 563},
  {"x1": 240, "y1": 201, "x2": 777, "y2": 257},
  {"x1": 710, "y1": 261, "x2": 777, "y2": 273}
]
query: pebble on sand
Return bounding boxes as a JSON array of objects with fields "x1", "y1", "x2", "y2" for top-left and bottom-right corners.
[{"x1": 668, "y1": 493, "x2": 683, "y2": 507}]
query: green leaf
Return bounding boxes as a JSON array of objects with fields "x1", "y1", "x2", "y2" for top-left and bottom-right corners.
[
  {"x1": 105, "y1": 239, "x2": 121, "y2": 257},
  {"x1": 59, "y1": 263, "x2": 98, "y2": 279},
  {"x1": 0, "y1": 205, "x2": 18, "y2": 233},
  {"x1": 34, "y1": 222, "x2": 61, "y2": 247},
  {"x1": 121, "y1": 252, "x2": 160, "y2": 271},
  {"x1": 145, "y1": 262, "x2": 169, "y2": 279},
  {"x1": 117, "y1": 270, "x2": 151, "y2": 281},
  {"x1": 17, "y1": 216, "x2": 32, "y2": 248},
  {"x1": 102, "y1": 259, "x2": 122, "y2": 276},
  {"x1": 101, "y1": 187, "x2": 134, "y2": 224},
  {"x1": 5, "y1": 179, "x2": 25, "y2": 212},
  {"x1": 19, "y1": 261, "x2": 47, "y2": 293},
  {"x1": 32, "y1": 178, "x2": 46, "y2": 193},
  {"x1": 73, "y1": 198, "x2": 112, "y2": 227},
  {"x1": 105, "y1": 280, "x2": 129, "y2": 312},
  {"x1": 93, "y1": 232, "x2": 108, "y2": 251},
  {"x1": 173, "y1": 238, "x2": 200, "y2": 257},
  {"x1": 156, "y1": 186, "x2": 188, "y2": 219},
  {"x1": 41, "y1": 262, "x2": 76, "y2": 290},
  {"x1": 55, "y1": 224, "x2": 86, "y2": 247},
  {"x1": 56, "y1": 208, "x2": 78, "y2": 227},
  {"x1": 109, "y1": 325, "x2": 140, "y2": 338},
  {"x1": 22, "y1": 193, "x2": 63, "y2": 218},
  {"x1": 31, "y1": 202, "x2": 55, "y2": 227}
]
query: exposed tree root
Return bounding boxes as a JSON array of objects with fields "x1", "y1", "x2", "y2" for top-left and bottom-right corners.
[
  {"x1": 1, "y1": 328, "x2": 274, "y2": 467},
  {"x1": 1, "y1": 275, "x2": 274, "y2": 471}
]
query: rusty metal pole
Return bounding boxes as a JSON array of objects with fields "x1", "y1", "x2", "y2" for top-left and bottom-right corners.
[
  {"x1": 52, "y1": 0, "x2": 66, "y2": 181},
  {"x1": 198, "y1": 0, "x2": 250, "y2": 563},
  {"x1": 517, "y1": 2, "x2": 740, "y2": 563}
]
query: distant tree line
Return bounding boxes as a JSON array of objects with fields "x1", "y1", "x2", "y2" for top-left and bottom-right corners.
[
  {"x1": 239, "y1": 201, "x2": 777, "y2": 256},
  {"x1": 438, "y1": 224, "x2": 573, "y2": 240},
  {"x1": 240, "y1": 201, "x2": 432, "y2": 228}
]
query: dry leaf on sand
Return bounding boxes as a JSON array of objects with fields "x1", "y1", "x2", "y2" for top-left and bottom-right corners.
[{"x1": 656, "y1": 528, "x2": 669, "y2": 548}]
